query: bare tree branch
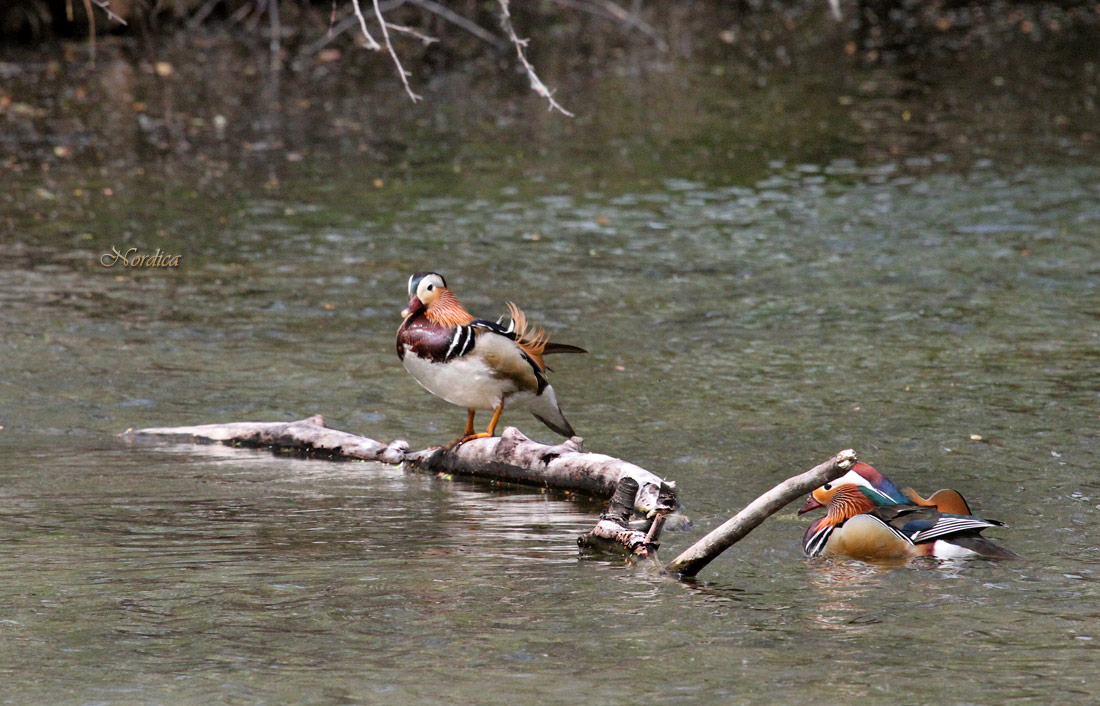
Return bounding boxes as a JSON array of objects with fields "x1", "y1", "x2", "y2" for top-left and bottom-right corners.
[
  {"x1": 496, "y1": 0, "x2": 574, "y2": 117},
  {"x1": 297, "y1": 1, "x2": 405, "y2": 60},
  {"x1": 384, "y1": 21, "x2": 438, "y2": 46},
  {"x1": 91, "y1": 0, "x2": 128, "y2": 25},
  {"x1": 121, "y1": 417, "x2": 859, "y2": 577},
  {"x1": 227, "y1": 2, "x2": 254, "y2": 27},
  {"x1": 80, "y1": 0, "x2": 98, "y2": 65},
  {"x1": 268, "y1": 0, "x2": 281, "y2": 71},
  {"x1": 373, "y1": 0, "x2": 422, "y2": 101},
  {"x1": 406, "y1": 0, "x2": 506, "y2": 48},
  {"x1": 592, "y1": 0, "x2": 664, "y2": 47},
  {"x1": 665, "y1": 450, "x2": 858, "y2": 577},
  {"x1": 548, "y1": 0, "x2": 665, "y2": 49},
  {"x1": 350, "y1": 0, "x2": 382, "y2": 49},
  {"x1": 187, "y1": 0, "x2": 223, "y2": 30}
]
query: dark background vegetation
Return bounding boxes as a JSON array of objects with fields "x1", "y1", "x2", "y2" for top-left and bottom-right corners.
[
  {"x1": 4, "y1": 1, "x2": 1099, "y2": 60},
  {"x1": 3, "y1": 0, "x2": 1098, "y2": 240}
]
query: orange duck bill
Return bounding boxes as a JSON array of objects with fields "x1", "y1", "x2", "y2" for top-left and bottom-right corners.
[{"x1": 799, "y1": 495, "x2": 824, "y2": 514}]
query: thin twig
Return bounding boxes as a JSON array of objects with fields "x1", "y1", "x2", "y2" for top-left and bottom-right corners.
[
  {"x1": 406, "y1": 0, "x2": 505, "y2": 48},
  {"x1": 496, "y1": 0, "x2": 573, "y2": 117},
  {"x1": 91, "y1": 0, "x2": 128, "y2": 24},
  {"x1": 372, "y1": 0, "x2": 422, "y2": 101},
  {"x1": 548, "y1": 0, "x2": 664, "y2": 49},
  {"x1": 384, "y1": 21, "x2": 438, "y2": 46},
  {"x1": 227, "y1": 2, "x2": 255, "y2": 27},
  {"x1": 593, "y1": 0, "x2": 664, "y2": 47},
  {"x1": 297, "y1": 1, "x2": 405, "y2": 60},
  {"x1": 269, "y1": 0, "x2": 282, "y2": 72},
  {"x1": 300, "y1": 15, "x2": 360, "y2": 56},
  {"x1": 349, "y1": 0, "x2": 382, "y2": 49},
  {"x1": 187, "y1": 0, "x2": 222, "y2": 29},
  {"x1": 81, "y1": 0, "x2": 96, "y2": 65}
]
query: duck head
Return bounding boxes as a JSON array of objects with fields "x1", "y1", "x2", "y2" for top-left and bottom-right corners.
[
  {"x1": 803, "y1": 483, "x2": 880, "y2": 531},
  {"x1": 401, "y1": 272, "x2": 474, "y2": 327},
  {"x1": 402, "y1": 272, "x2": 447, "y2": 318},
  {"x1": 798, "y1": 462, "x2": 908, "y2": 515}
]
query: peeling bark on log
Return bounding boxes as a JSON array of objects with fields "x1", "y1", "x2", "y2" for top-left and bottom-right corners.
[
  {"x1": 404, "y1": 428, "x2": 672, "y2": 514},
  {"x1": 122, "y1": 416, "x2": 678, "y2": 557},
  {"x1": 665, "y1": 449, "x2": 858, "y2": 577}
]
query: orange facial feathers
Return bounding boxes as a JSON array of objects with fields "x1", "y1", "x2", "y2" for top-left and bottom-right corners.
[{"x1": 425, "y1": 288, "x2": 475, "y2": 328}]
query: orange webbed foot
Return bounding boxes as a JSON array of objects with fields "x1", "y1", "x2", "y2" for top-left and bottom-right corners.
[{"x1": 444, "y1": 432, "x2": 492, "y2": 450}]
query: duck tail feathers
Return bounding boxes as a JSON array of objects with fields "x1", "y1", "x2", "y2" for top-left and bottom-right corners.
[
  {"x1": 543, "y1": 342, "x2": 588, "y2": 355},
  {"x1": 528, "y1": 384, "x2": 576, "y2": 439}
]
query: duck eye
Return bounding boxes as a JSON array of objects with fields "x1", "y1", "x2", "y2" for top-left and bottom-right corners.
[
  {"x1": 426, "y1": 284, "x2": 434, "y2": 291},
  {"x1": 823, "y1": 483, "x2": 832, "y2": 491}
]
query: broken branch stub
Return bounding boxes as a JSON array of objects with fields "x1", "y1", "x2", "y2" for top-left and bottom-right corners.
[{"x1": 577, "y1": 474, "x2": 679, "y2": 560}]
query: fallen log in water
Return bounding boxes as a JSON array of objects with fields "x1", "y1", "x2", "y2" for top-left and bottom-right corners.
[
  {"x1": 122, "y1": 416, "x2": 857, "y2": 576},
  {"x1": 121, "y1": 415, "x2": 678, "y2": 558}
]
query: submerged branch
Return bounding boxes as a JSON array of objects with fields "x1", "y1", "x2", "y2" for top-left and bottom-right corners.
[{"x1": 665, "y1": 449, "x2": 857, "y2": 577}]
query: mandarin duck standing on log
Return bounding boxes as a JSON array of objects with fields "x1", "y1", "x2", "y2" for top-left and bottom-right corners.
[
  {"x1": 799, "y1": 463, "x2": 1017, "y2": 561},
  {"x1": 397, "y1": 272, "x2": 586, "y2": 446}
]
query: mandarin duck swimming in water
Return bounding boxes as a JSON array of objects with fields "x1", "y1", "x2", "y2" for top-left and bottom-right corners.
[
  {"x1": 799, "y1": 462, "x2": 1017, "y2": 561},
  {"x1": 396, "y1": 272, "x2": 586, "y2": 445}
]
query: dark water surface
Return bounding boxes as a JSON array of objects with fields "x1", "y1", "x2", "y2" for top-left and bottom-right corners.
[{"x1": 2, "y1": 14, "x2": 1100, "y2": 704}]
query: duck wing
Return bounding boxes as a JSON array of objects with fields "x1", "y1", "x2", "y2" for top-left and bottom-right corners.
[
  {"x1": 471, "y1": 303, "x2": 586, "y2": 371},
  {"x1": 872, "y1": 505, "x2": 1004, "y2": 543}
]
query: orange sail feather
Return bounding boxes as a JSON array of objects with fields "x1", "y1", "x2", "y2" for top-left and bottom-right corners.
[{"x1": 506, "y1": 301, "x2": 550, "y2": 370}]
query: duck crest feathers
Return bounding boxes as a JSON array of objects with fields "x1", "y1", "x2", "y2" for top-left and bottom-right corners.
[
  {"x1": 827, "y1": 485, "x2": 878, "y2": 525},
  {"x1": 506, "y1": 301, "x2": 550, "y2": 371},
  {"x1": 426, "y1": 289, "x2": 475, "y2": 327}
]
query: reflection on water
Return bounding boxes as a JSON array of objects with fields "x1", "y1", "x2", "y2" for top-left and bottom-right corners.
[
  {"x1": 804, "y1": 561, "x2": 893, "y2": 631},
  {"x1": 2, "y1": 13, "x2": 1100, "y2": 704}
]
